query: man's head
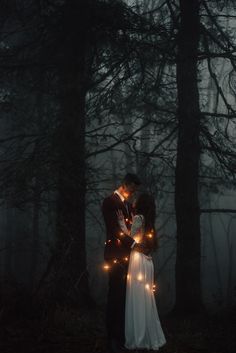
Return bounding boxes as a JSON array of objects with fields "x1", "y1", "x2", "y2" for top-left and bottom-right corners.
[{"x1": 118, "y1": 173, "x2": 141, "y2": 200}]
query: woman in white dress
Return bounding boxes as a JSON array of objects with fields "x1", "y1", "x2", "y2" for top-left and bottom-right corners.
[{"x1": 117, "y1": 193, "x2": 166, "y2": 351}]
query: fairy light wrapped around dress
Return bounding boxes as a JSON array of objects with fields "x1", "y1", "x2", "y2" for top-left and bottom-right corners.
[{"x1": 119, "y1": 214, "x2": 166, "y2": 350}]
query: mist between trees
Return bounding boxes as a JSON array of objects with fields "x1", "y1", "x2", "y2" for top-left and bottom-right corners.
[{"x1": 0, "y1": 0, "x2": 236, "y2": 321}]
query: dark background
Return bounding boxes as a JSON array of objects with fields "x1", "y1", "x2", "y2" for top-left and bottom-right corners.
[{"x1": 0, "y1": 0, "x2": 236, "y2": 352}]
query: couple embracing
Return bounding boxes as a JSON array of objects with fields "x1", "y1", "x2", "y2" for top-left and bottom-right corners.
[{"x1": 102, "y1": 174, "x2": 166, "y2": 352}]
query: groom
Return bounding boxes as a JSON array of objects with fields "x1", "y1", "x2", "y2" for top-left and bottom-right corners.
[{"x1": 102, "y1": 173, "x2": 146, "y2": 352}]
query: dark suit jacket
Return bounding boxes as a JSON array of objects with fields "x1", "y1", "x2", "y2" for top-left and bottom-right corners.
[{"x1": 102, "y1": 193, "x2": 135, "y2": 261}]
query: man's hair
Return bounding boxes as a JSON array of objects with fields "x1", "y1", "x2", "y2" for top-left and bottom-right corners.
[{"x1": 122, "y1": 173, "x2": 141, "y2": 186}]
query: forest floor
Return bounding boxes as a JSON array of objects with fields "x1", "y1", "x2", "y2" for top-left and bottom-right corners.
[{"x1": 0, "y1": 308, "x2": 235, "y2": 353}]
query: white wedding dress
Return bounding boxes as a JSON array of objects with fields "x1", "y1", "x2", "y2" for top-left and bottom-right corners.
[{"x1": 125, "y1": 215, "x2": 166, "y2": 350}]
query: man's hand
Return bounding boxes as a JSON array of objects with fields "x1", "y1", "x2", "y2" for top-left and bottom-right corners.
[{"x1": 133, "y1": 243, "x2": 150, "y2": 255}]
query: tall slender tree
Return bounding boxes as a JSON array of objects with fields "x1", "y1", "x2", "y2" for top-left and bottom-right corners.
[
  {"x1": 53, "y1": 0, "x2": 90, "y2": 306},
  {"x1": 174, "y1": 0, "x2": 203, "y2": 313}
]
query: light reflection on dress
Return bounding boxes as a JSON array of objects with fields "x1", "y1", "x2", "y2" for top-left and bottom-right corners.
[{"x1": 125, "y1": 215, "x2": 166, "y2": 350}]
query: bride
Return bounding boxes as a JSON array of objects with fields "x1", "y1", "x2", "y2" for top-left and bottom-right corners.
[{"x1": 117, "y1": 193, "x2": 166, "y2": 351}]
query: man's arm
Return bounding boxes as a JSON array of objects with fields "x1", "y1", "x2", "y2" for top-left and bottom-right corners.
[
  {"x1": 132, "y1": 243, "x2": 151, "y2": 255},
  {"x1": 102, "y1": 197, "x2": 135, "y2": 249}
]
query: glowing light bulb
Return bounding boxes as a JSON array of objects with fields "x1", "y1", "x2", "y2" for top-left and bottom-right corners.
[
  {"x1": 103, "y1": 264, "x2": 110, "y2": 271},
  {"x1": 124, "y1": 257, "x2": 128, "y2": 261},
  {"x1": 113, "y1": 259, "x2": 117, "y2": 264},
  {"x1": 145, "y1": 284, "x2": 150, "y2": 290},
  {"x1": 120, "y1": 232, "x2": 124, "y2": 236},
  {"x1": 147, "y1": 233, "x2": 153, "y2": 238},
  {"x1": 125, "y1": 218, "x2": 129, "y2": 222},
  {"x1": 137, "y1": 273, "x2": 143, "y2": 281}
]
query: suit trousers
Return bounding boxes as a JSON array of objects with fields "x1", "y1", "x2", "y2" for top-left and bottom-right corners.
[{"x1": 106, "y1": 261, "x2": 128, "y2": 346}]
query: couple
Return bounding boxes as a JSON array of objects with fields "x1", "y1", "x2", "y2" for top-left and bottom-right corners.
[{"x1": 102, "y1": 173, "x2": 166, "y2": 352}]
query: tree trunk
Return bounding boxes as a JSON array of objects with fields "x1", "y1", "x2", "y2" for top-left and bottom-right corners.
[
  {"x1": 174, "y1": 0, "x2": 204, "y2": 314},
  {"x1": 29, "y1": 69, "x2": 44, "y2": 289},
  {"x1": 4, "y1": 207, "x2": 13, "y2": 278},
  {"x1": 54, "y1": 0, "x2": 90, "y2": 308},
  {"x1": 136, "y1": 123, "x2": 150, "y2": 186}
]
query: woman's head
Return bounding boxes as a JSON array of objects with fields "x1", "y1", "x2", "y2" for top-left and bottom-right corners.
[{"x1": 135, "y1": 193, "x2": 156, "y2": 223}]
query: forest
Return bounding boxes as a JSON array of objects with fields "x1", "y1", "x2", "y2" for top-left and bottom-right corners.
[{"x1": 0, "y1": 0, "x2": 236, "y2": 352}]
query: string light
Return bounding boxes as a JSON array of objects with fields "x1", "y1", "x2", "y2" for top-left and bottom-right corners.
[
  {"x1": 103, "y1": 264, "x2": 110, "y2": 271},
  {"x1": 137, "y1": 273, "x2": 143, "y2": 281},
  {"x1": 134, "y1": 235, "x2": 141, "y2": 243},
  {"x1": 103, "y1": 227, "x2": 159, "y2": 295},
  {"x1": 103, "y1": 262, "x2": 158, "y2": 295}
]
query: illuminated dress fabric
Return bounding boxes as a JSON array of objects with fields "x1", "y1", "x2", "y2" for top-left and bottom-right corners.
[{"x1": 125, "y1": 215, "x2": 166, "y2": 350}]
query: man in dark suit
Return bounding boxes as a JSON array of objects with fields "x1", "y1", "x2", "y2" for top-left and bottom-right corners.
[{"x1": 102, "y1": 173, "x2": 146, "y2": 352}]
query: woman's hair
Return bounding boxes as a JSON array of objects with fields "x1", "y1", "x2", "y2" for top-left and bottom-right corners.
[
  {"x1": 122, "y1": 173, "x2": 141, "y2": 186},
  {"x1": 135, "y1": 193, "x2": 158, "y2": 251}
]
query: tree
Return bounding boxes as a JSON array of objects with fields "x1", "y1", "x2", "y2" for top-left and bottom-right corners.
[
  {"x1": 174, "y1": 0, "x2": 203, "y2": 314},
  {"x1": 51, "y1": 0, "x2": 90, "y2": 307}
]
